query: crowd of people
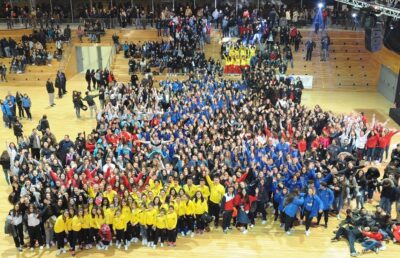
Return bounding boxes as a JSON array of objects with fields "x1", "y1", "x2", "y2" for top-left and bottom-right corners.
[
  {"x1": 0, "y1": 26, "x2": 69, "y2": 74},
  {"x1": 2, "y1": 59, "x2": 400, "y2": 256},
  {"x1": 1, "y1": 1, "x2": 400, "y2": 258}
]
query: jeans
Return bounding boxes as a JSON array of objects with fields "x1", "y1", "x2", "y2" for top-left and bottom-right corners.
[
  {"x1": 75, "y1": 107, "x2": 80, "y2": 118},
  {"x1": 356, "y1": 189, "x2": 366, "y2": 209},
  {"x1": 333, "y1": 195, "x2": 344, "y2": 214},
  {"x1": 379, "y1": 197, "x2": 392, "y2": 215},
  {"x1": 49, "y1": 93, "x2": 55, "y2": 106},
  {"x1": 366, "y1": 148, "x2": 375, "y2": 162},
  {"x1": 222, "y1": 210, "x2": 233, "y2": 230},
  {"x1": 335, "y1": 227, "x2": 357, "y2": 254},
  {"x1": 361, "y1": 239, "x2": 380, "y2": 251}
]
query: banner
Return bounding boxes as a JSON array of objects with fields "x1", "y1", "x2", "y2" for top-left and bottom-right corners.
[{"x1": 287, "y1": 75, "x2": 314, "y2": 89}]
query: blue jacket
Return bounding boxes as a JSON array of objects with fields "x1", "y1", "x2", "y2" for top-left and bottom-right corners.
[
  {"x1": 22, "y1": 97, "x2": 31, "y2": 108},
  {"x1": 284, "y1": 197, "x2": 304, "y2": 218},
  {"x1": 317, "y1": 188, "x2": 334, "y2": 211},
  {"x1": 303, "y1": 194, "x2": 323, "y2": 218}
]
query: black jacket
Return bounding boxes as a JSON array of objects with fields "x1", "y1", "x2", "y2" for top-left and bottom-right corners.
[{"x1": 46, "y1": 81, "x2": 54, "y2": 93}]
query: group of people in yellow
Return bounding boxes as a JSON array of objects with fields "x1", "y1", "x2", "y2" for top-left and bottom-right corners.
[
  {"x1": 50, "y1": 172, "x2": 225, "y2": 256},
  {"x1": 223, "y1": 42, "x2": 257, "y2": 73}
]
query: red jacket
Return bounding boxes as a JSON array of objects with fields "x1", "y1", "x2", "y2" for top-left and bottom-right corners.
[
  {"x1": 362, "y1": 231, "x2": 383, "y2": 241},
  {"x1": 222, "y1": 193, "x2": 235, "y2": 211},
  {"x1": 379, "y1": 130, "x2": 398, "y2": 148},
  {"x1": 393, "y1": 225, "x2": 400, "y2": 242},
  {"x1": 99, "y1": 224, "x2": 112, "y2": 241},
  {"x1": 298, "y1": 140, "x2": 307, "y2": 153},
  {"x1": 366, "y1": 134, "x2": 379, "y2": 149},
  {"x1": 234, "y1": 194, "x2": 257, "y2": 212}
]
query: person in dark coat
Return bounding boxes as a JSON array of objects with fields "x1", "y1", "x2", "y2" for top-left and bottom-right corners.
[
  {"x1": 12, "y1": 118, "x2": 23, "y2": 142},
  {"x1": 85, "y1": 69, "x2": 91, "y2": 91},
  {"x1": 46, "y1": 79, "x2": 55, "y2": 106}
]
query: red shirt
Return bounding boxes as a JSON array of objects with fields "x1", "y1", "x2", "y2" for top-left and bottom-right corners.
[
  {"x1": 362, "y1": 231, "x2": 383, "y2": 241},
  {"x1": 298, "y1": 139, "x2": 307, "y2": 152},
  {"x1": 366, "y1": 134, "x2": 379, "y2": 149}
]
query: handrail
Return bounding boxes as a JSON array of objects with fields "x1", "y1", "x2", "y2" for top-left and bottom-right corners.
[{"x1": 58, "y1": 42, "x2": 73, "y2": 73}]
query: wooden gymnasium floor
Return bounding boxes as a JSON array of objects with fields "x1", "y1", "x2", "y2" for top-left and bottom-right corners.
[{"x1": 1, "y1": 57, "x2": 400, "y2": 257}]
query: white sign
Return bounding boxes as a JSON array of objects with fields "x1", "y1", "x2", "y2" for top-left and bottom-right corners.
[{"x1": 287, "y1": 75, "x2": 314, "y2": 89}]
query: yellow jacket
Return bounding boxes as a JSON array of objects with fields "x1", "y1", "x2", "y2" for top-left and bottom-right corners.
[
  {"x1": 145, "y1": 208, "x2": 157, "y2": 226},
  {"x1": 104, "y1": 207, "x2": 115, "y2": 225},
  {"x1": 66, "y1": 217, "x2": 72, "y2": 231},
  {"x1": 71, "y1": 216, "x2": 82, "y2": 232},
  {"x1": 54, "y1": 215, "x2": 67, "y2": 233},
  {"x1": 155, "y1": 214, "x2": 167, "y2": 229},
  {"x1": 80, "y1": 214, "x2": 90, "y2": 229},
  {"x1": 185, "y1": 200, "x2": 195, "y2": 216},
  {"x1": 138, "y1": 209, "x2": 146, "y2": 225},
  {"x1": 130, "y1": 208, "x2": 141, "y2": 225},
  {"x1": 183, "y1": 184, "x2": 198, "y2": 198},
  {"x1": 206, "y1": 175, "x2": 225, "y2": 204},
  {"x1": 103, "y1": 190, "x2": 117, "y2": 203},
  {"x1": 149, "y1": 179, "x2": 163, "y2": 196},
  {"x1": 113, "y1": 215, "x2": 127, "y2": 231},
  {"x1": 176, "y1": 201, "x2": 186, "y2": 216},
  {"x1": 193, "y1": 199, "x2": 208, "y2": 215},
  {"x1": 89, "y1": 215, "x2": 98, "y2": 228},
  {"x1": 121, "y1": 205, "x2": 131, "y2": 220},
  {"x1": 166, "y1": 212, "x2": 177, "y2": 230},
  {"x1": 198, "y1": 185, "x2": 210, "y2": 199}
]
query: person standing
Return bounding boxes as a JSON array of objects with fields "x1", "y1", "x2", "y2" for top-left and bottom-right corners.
[
  {"x1": 85, "y1": 70, "x2": 92, "y2": 91},
  {"x1": 15, "y1": 92, "x2": 25, "y2": 119},
  {"x1": 206, "y1": 170, "x2": 225, "y2": 228},
  {"x1": 0, "y1": 63, "x2": 8, "y2": 82},
  {"x1": 21, "y1": 94, "x2": 32, "y2": 120},
  {"x1": 72, "y1": 91, "x2": 83, "y2": 119},
  {"x1": 46, "y1": 78, "x2": 55, "y2": 107},
  {"x1": 83, "y1": 91, "x2": 98, "y2": 119},
  {"x1": 29, "y1": 129, "x2": 41, "y2": 160},
  {"x1": 55, "y1": 74, "x2": 62, "y2": 99},
  {"x1": 305, "y1": 39, "x2": 316, "y2": 61}
]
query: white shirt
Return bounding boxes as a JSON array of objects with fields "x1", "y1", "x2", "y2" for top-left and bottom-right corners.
[{"x1": 27, "y1": 213, "x2": 41, "y2": 227}]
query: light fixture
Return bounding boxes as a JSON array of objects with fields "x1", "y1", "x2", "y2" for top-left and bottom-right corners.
[
  {"x1": 318, "y1": 2, "x2": 324, "y2": 8},
  {"x1": 352, "y1": 13, "x2": 357, "y2": 18}
]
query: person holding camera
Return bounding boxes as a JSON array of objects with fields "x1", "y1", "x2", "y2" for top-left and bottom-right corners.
[{"x1": 72, "y1": 91, "x2": 83, "y2": 118}]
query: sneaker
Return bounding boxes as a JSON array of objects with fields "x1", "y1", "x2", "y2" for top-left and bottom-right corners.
[
  {"x1": 374, "y1": 248, "x2": 380, "y2": 254},
  {"x1": 109, "y1": 241, "x2": 113, "y2": 247},
  {"x1": 30, "y1": 248, "x2": 34, "y2": 251},
  {"x1": 124, "y1": 245, "x2": 128, "y2": 251},
  {"x1": 62, "y1": 248, "x2": 67, "y2": 253},
  {"x1": 350, "y1": 252, "x2": 360, "y2": 257},
  {"x1": 104, "y1": 245, "x2": 108, "y2": 251},
  {"x1": 331, "y1": 237, "x2": 339, "y2": 242},
  {"x1": 250, "y1": 224, "x2": 254, "y2": 228},
  {"x1": 46, "y1": 244, "x2": 50, "y2": 249},
  {"x1": 190, "y1": 232, "x2": 194, "y2": 238},
  {"x1": 223, "y1": 229, "x2": 228, "y2": 234},
  {"x1": 18, "y1": 247, "x2": 23, "y2": 253},
  {"x1": 152, "y1": 245, "x2": 156, "y2": 249},
  {"x1": 336, "y1": 214, "x2": 341, "y2": 220},
  {"x1": 181, "y1": 232, "x2": 185, "y2": 237},
  {"x1": 147, "y1": 242, "x2": 151, "y2": 247},
  {"x1": 117, "y1": 244, "x2": 121, "y2": 249},
  {"x1": 286, "y1": 231, "x2": 292, "y2": 235},
  {"x1": 160, "y1": 243, "x2": 164, "y2": 247},
  {"x1": 39, "y1": 246, "x2": 43, "y2": 250},
  {"x1": 305, "y1": 230, "x2": 311, "y2": 236},
  {"x1": 242, "y1": 229, "x2": 248, "y2": 234},
  {"x1": 262, "y1": 220, "x2": 267, "y2": 225},
  {"x1": 56, "y1": 249, "x2": 62, "y2": 256}
]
